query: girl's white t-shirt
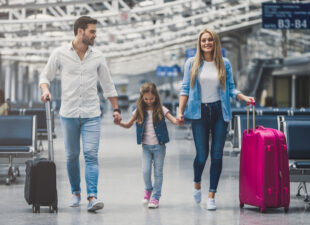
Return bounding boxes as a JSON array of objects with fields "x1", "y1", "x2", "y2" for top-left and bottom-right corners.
[
  {"x1": 133, "y1": 106, "x2": 169, "y2": 145},
  {"x1": 199, "y1": 61, "x2": 220, "y2": 103}
]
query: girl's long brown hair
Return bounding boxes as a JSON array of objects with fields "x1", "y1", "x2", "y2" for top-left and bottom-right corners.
[
  {"x1": 135, "y1": 82, "x2": 164, "y2": 124},
  {"x1": 190, "y1": 28, "x2": 226, "y2": 89}
]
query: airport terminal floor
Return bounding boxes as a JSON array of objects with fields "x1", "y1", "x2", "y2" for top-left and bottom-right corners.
[{"x1": 0, "y1": 111, "x2": 310, "y2": 225}]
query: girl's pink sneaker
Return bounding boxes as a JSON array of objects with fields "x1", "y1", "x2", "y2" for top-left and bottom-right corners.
[
  {"x1": 141, "y1": 190, "x2": 152, "y2": 204},
  {"x1": 148, "y1": 199, "x2": 159, "y2": 208}
]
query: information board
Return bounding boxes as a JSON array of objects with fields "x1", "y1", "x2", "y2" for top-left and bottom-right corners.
[
  {"x1": 262, "y1": 2, "x2": 310, "y2": 29},
  {"x1": 155, "y1": 65, "x2": 181, "y2": 77}
]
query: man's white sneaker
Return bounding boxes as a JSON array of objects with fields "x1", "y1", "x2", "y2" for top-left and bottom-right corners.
[
  {"x1": 207, "y1": 198, "x2": 216, "y2": 210},
  {"x1": 87, "y1": 199, "x2": 104, "y2": 212},
  {"x1": 70, "y1": 195, "x2": 81, "y2": 207},
  {"x1": 193, "y1": 189, "x2": 201, "y2": 203}
]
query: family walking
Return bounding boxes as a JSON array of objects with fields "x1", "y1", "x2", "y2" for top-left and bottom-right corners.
[{"x1": 40, "y1": 16, "x2": 253, "y2": 212}]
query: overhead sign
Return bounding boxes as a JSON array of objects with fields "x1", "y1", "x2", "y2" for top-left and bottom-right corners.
[
  {"x1": 156, "y1": 65, "x2": 181, "y2": 77},
  {"x1": 185, "y1": 48, "x2": 196, "y2": 59},
  {"x1": 262, "y1": 3, "x2": 310, "y2": 29}
]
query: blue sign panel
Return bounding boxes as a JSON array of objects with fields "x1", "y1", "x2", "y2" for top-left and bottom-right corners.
[
  {"x1": 156, "y1": 65, "x2": 181, "y2": 77},
  {"x1": 185, "y1": 48, "x2": 196, "y2": 59},
  {"x1": 262, "y1": 3, "x2": 310, "y2": 29},
  {"x1": 155, "y1": 66, "x2": 166, "y2": 77}
]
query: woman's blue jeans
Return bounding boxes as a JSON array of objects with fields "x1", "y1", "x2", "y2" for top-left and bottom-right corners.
[
  {"x1": 60, "y1": 116, "x2": 101, "y2": 199},
  {"x1": 191, "y1": 101, "x2": 228, "y2": 193},
  {"x1": 142, "y1": 144, "x2": 166, "y2": 200}
]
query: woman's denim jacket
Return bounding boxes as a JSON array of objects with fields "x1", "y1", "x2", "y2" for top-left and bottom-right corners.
[
  {"x1": 180, "y1": 57, "x2": 240, "y2": 122},
  {"x1": 136, "y1": 112, "x2": 169, "y2": 145}
]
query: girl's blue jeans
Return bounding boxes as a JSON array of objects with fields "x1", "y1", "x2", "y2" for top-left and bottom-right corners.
[
  {"x1": 191, "y1": 101, "x2": 228, "y2": 193},
  {"x1": 142, "y1": 144, "x2": 166, "y2": 200},
  {"x1": 60, "y1": 116, "x2": 101, "y2": 199}
]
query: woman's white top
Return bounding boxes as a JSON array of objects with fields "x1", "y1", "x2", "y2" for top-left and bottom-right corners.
[{"x1": 199, "y1": 61, "x2": 220, "y2": 103}]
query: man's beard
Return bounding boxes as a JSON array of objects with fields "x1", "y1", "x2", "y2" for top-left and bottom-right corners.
[{"x1": 82, "y1": 35, "x2": 94, "y2": 46}]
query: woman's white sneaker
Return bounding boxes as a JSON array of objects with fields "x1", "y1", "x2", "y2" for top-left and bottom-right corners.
[
  {"x1": 193, "y1": 189, "x2": 202, "y2": 203},
  {"x1": 207, "y1": 198, "x2": 216, "y2": 210}
]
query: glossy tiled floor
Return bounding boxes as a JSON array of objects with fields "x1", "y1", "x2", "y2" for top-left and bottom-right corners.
[{"x1": 0, "y1": 111, "x2": 309, "y2": 225}]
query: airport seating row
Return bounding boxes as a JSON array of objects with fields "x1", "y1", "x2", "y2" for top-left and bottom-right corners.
[{"x1": 0, "y1": 107, "x2": 56, "y2": 184}]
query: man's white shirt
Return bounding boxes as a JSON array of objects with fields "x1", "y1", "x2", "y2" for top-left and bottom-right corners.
[{"x1": 40, "y1": 43, "x2": 118, "y2": 118}]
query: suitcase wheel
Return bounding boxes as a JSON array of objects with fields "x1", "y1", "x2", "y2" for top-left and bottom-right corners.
[
  {"x1": 239, "y1": 203, "x2": 244, "y2": 208},
  {"x1": 260, "y1": 207, "x2": 265, "y2": 213},
  {"x1": 5, "y1": 178, "x2": 11, "y2": 185},
  {"x1": 49, "y1": 205, "x2": 58, "y2": 213},
  {"x1": 14, "y1": 167, "x2": 20, "y2": 177},
  {"x1": 284, "y1": 207, "x2": 289, "y2": 213},
  {"x1": 32, "y1": 205, "x2": 40, "y2": 213}
]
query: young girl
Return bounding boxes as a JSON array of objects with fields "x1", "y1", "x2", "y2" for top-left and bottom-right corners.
[{"x1": 117, "y1": 82, "x2": 179, "y2": 208}]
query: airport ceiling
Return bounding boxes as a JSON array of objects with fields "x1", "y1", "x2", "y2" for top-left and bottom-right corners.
[{"x1": 0, "y1": 0, "x2": 309, "y2": 75}]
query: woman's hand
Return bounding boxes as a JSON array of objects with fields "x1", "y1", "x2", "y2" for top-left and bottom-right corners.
[
  {"x1": 237, "y1": 93, "x2": 255, "y2": 105},
  {"x1": 244, "y1": 96, "x2": 255, "y2": 105}
]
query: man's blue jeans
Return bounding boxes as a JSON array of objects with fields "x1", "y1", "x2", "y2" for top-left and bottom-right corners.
[
  {"x1": 142, "y1": 144, "x2": 166, "y2": 200},
  {"x1": 60, "y1": 116, "x2": 101, "y2": 199},
  {"x1": 191, "y1": 101, "x2": 228, "y2": 193}
]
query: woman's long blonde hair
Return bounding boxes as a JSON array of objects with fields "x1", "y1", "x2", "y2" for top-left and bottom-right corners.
[
  {"x1": 135, "y1": 82, "x2": 164, "y2": 124},
  {"x1": 190, "y1": 28, "x2": 226, "y2": 89}
]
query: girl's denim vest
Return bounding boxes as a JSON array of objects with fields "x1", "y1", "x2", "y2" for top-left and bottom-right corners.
[{"x1": 136, "y1": 112, "x2": 169, "y2": 145}]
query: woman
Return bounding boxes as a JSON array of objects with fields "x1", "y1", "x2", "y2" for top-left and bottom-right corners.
[{"x1": 177, "y1": 28, "x2": 254, "y2": 210}]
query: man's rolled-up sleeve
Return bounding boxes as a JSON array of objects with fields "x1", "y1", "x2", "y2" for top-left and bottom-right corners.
[
  {"x1": 39, "y1": 50, "x2": 59, "y2": 87},
  {"x1": 98, "y1": 57, "x2": 118, "y2": 98}
]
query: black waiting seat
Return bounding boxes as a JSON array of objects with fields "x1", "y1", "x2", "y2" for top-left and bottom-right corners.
[
  {"x1": 292, "y1": 108, "x2": 310, "y2": 116},
  {"x1": 258, "y1": 107, "x2": 294, "y2": 116},
  {"x1": 279, "y1": 115, "x2": 310, "y2": 133},
  {"x1": 8, "y1": 108, "x2": 56, "y2": 151},
  {"x1": 283, "y1": 120, "x2": 310, "y2": 202},
  {"x1": 0, "y1": 115, "x2": 37, "y2": 185},
  {"x1": 24, "y1": 108, "x2": 56, "y2": 139}
]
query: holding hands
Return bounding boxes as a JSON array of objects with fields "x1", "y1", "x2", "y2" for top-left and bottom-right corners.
[
  {"x1": 113, "y1": 111, "x2": 122, "y2": 124},
  {"x1": 176, "y1": 112, "x2": 185, "y2": 126}
]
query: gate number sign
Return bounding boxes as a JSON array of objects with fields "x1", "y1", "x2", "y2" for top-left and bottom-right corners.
[{"x1": 262, "y1": 3, "x2": 310, "y2": 29}]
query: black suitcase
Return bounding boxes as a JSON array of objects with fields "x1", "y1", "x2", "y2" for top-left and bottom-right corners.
[
  {"x1": 25, "y1": 158, "x2": 57, "y2": 213},
  {"x1": 24, "y1": 98, "x2": 58, "y2": 213}
]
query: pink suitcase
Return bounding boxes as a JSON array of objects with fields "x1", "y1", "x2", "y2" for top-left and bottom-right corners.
[{"x1": 239, "y1": 103, "x2": 290, "y2": 213}]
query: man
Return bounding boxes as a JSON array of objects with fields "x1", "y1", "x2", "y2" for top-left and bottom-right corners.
[{"x1": 40, "y1": 16, "x2": 122, "y2": 212}]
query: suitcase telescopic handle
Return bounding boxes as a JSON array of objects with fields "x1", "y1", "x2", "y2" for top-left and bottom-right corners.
[
  {"x1": 246, "y1": 100, "x2": 256, "y2": 134},
  {"x1": 45, "y1": 96, "x2": 54, "y2": 161}
]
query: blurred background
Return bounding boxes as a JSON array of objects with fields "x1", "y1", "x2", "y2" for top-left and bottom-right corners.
[{"x1": 0, "y1": 0, "x2": 309, "y2": 114}]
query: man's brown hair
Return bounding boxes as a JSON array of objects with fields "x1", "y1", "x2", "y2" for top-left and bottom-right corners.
[{"x1": 73, "y1": 16, "x2": 97, "y2": 36}]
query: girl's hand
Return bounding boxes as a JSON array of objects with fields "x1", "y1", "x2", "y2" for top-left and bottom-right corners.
[
  {"x1": 113, "y1": 111, "x2": 122, "y2": 124},
  {"x1": 176, "y1": 112, "x2": 185, "y2": 125}
]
